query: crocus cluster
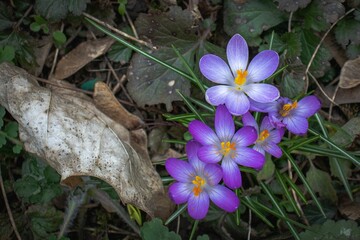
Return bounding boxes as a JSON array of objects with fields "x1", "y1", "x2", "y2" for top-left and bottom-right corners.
[{"x1": 165, "y1": 33, "x2": 321, "y2": 220}]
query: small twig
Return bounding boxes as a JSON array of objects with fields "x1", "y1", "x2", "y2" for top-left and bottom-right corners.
[
  {"x1": 247, "y1": 209, "x2": 252, "y2": 240},
  {"x1": 304, "y1": 8, "x2": 355, "y2": 92},
  {"x1": 82, "y1": 12, "x2": 155, "y2": 49},
  {"x1": 112, "y1": 74, "x2": 126, "y2": 95},
  {"x1": 288, "y1": 11, "x2": 293, "y2": 33},
  {"x1": 329, "y1": 80, "x2": 340, "y2": 122},
  {"x1": 13, "y1": 5, "x2": 33, "y2": 29},
  {"x1": 125, "y1": 11, "x2": 139, "y2": 39},
  {"x1": 49, "y1": 23, "x2": 65, "y2": 79},
  {"x1": 0, "y1": 165, "x2": 22, "y2": 240},
  {"x1": 308, "y1": 72, "x2": 339, "y2": 106}
]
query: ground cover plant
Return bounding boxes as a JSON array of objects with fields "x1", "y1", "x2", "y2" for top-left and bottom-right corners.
[{"x1": 0, "y1": 0, "x2": 360, "y2": 239}]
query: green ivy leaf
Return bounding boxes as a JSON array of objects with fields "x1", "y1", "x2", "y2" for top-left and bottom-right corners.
[
  {"x1": 306, "y1": 165, "x2": 338, "y2": 203},
  {"x1": 68, "y1": 0, "x2": 90, "y2": 16},
  {"x1": 140, "y1": 218, "x2": 181, "y2": 240},
  {"x1": 107, "y1": 43, "x2": 132, "y2": 63},
  {"x1": 223, "y1": 0, "x2": 286, "y2": 46},
  {"x1": 35, "y1": 0, "x2": 69, "y2": 21},
  {"x1": 28, "y1": 206, "x2": 64, "y2": 239},
  {"x1": 335, "y1": 18, "x2": 360, "y2": 48},
  {"x1": 4, "y1": 121, "x2": 18, "y2": 138},
  {"x1": 0, "y1": 45, "x2": 15, "y2": 63},
  {"x1": 299, "y1": 29, "x2": 332, "y2": 78}
]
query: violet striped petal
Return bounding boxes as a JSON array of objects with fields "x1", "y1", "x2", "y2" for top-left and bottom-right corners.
[
  {"x1": 200, "y1": 54, "x2": 233, "y2": 84},
  {"x1": 205, "y1": 85, "x2": 232, "y2": 106},
  {"x1": 186, "y1": 141, "x2": 206, "y2": 173},
  {"x1": 189, "y1": 120, "x2": 219, "y2": 145},
  {"x1": 247, "y1": 50, "x2": 279, "y2": 82},
  {"x1": 165, "y1": 158, "x2": 195, "y2": 182},
  {"x1": 222, "y1": 158, "x2": 242, "y2": 189},
  {"x1": 208, "y1": 185, "x2": 240, "y2": 212},
  {"x1": 187, "y1": 193, "x2": 210, "y2": 220},
  {"x1": 243, "y1": 83, "x2": 280, "y2": 103},
  {"x1": 283, "y1": 115, "x2": 309, "y2": 135},
  {"x1": 232, "y1": 126, "x2": 257, "y2": 147},
  {"x1": 224, "y1": 90, "x2": 250, "y2": 116},
  {"x1": 215, "y1": 104, "x2": 235, "y2": 142},
  {"x1": 233, "y1": 147, "x2": 265, "y2": 169},
  {"x1": 227, "y1": 34, "x2": 249, "y2": 76},
  {"x1": 262, "y1": 142, "x2": 282, "y2": 158},
  {"x1": 295, "y1": 96, "x2": 321, "y2": 118},
  {"x1": 242, "y1": 112, "x2": 258, "y2": 130},
  {"x1": 168, "y1": 182, "x2": 192, "y2": 204},
  {"x1": 203, "y1": 163, "x2": 223, "y2": 185},
  {"x1": 198, "y1": 145, "x2": 222, "y2": 164}
]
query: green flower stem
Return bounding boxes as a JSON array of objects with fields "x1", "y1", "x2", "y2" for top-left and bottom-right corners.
[
  {"x1": 189, "y1": 220, "x2": 199, "y2": 240},
  {"x1": 165, "y1": 204, "x2": 187, "y2": 225},
  {"x1": 85, "y1": 18, "x2": 196, "y2": 84}
]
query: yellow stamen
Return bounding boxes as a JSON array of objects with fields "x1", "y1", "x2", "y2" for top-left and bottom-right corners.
[
  {"x1": 234, "y1": 69, "x2": 248, "y2": 86},
  {"x1": 192, "y1": 176, "x2": 206, "y2": 196},
  {"x1": 279, "y1": 101, "x2": 298, "y2": 117},
  {"x1": 258, "y1": 129, "x2": 270, "y2": 142},
  {"x1": 220, "y1": 141, "x2": 236, "y2": 156}
]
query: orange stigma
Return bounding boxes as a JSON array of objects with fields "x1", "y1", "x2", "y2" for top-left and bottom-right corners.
[
  {"x1": 192, "y1": 176, "x2": 206, "y2": 196},
  {"x1": 220, "y1": 141, "x2": 236, "y2": 156},
  {"x1": 280, "y1": 101, "x2": 298, "y2": 117},
  {"x1": 258, "y1": 129, "x2": 270, "y2": 142},
  {"x1": 234, "y1": 69, "x2": 248, "y2": 86}
]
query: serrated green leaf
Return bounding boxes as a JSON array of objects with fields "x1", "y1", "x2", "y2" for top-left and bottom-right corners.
[
  {"x1": 52, "y1": 31, "x2": 67, "y2": 45},
  {"x1": 4, "y1": 121, "x2": 18, "y2": 138},
  {"x1": 282, "y1": 32, "x2": 302, "y2": 58},
  {"x1": 107, "y1": 43, "x2": 132, "y2": 63},
  {"x1": 275, "y1": 0, "x2": 311, "y2": 12},
  {"x1": 335, "y1": 18, "x2": 360, "y2": 48},
  {"x1": 259, "y1": 32, "x2": 285, "y2": 53},
  {"x1": 28, "y1": 206, "x2": 64, "y2": 239},
  {"x1": 257, "y1": 156, "x2": 275, "y2": 181},
  {"x1": 140, "y1": 218, "x2": 181, "y2": 240},
  {"x1": 35, "y1": 0, "x2": 69, "y2": 21},
  {"x1": 13, "y1": 176, "x2": 41, "y2": 198},
  {"x1": 223, "y1": 0, "x2": 286, "y2": 47},
  {"x1": 68, "y1": 0, "x2": 90, "y2": 16},
  {"x1": 299, "y1": 29, "x2": 332, "y2": 78},
  {"x1": 0, "y1": 45, "x2": 15, "y2": 63},
  {"x1": 306, "y1": 165, "x2": 337, "y2": 203},
  {"x1": 280, "y1": 59, "x2": 306, "y2": 98}
]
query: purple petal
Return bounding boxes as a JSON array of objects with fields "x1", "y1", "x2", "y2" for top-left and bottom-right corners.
[
  {"x1": 200, "y1": 54, "x2": 233, "y2": 84},
  {"x1": 227, "y1": 34, "x2": 249, "y2": 76},
  {"x1": 224, "y1": 90, "x2": 250, "y2": 116},
  {"x1": 203, "y1": 163, "x2": 223, "y2": 185},
  {"x1": 168, "y1": 182, "x2": 192, "y2": 204},
  {"x1": 295, "y1": 96, "x2": 321, "y2": 118},
  {"x1": 268, "y1": 129, "x2": 282, "y2": 144},
  {"x1": 189, "y1": 120, "x2": 219, "y2": 145},
  {"x1": 242, "y1": 112, "x2": 258, "y2": 130},
  {"x1": 260, "y1": 116, "x2": 274, "y2": 131},
  {"x1": 222, "y1": 158, "x2": 242, "y2": 189},
  {"x1": 186, "y1": 141, "x2": 206, "y2": 172},
  {"x1": 198, "y1": 145, "x2": 222, "y2": 163},
  {"x1": 249, "y1": 99, "x2": 277, "y2": 112},
  {"x1": 247, "y1": 50, "x2": 279, "y2": 82},
  {"x1": 232, "y1": 126, "x2": 257, "y2": 147},
  {"x1": 165, "y1": 158, "x2": 195, "y2": 182},
  {"x1": 205, "y1": 85, "x2": 232, "y2": 106},
  {"x1": 188, "y1": 193, "x2": 210, "y2": 220},
  {"x1": 253, "y1": 145, "x2": 266, "y2": 156},
  {"x1": 233, "y1": 147, "x2": 265, "y2": 169},
  {"x1": 208, "y1": 185, "x2": 239, "y2": 212},
  {"x1": 283, "y1": 115, "x2": 309, "y2": 135},
  {"x1": 243, "y1": 83, "x2": 280, "y2": 103},
  {"x1": 262, "y1": 142, "x2": 282, "y2": 158},
  {"x1": 215, "y1": 105, "x2": 235, "y2": 142}
]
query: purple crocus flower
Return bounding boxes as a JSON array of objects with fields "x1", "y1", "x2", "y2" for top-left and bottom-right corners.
[
  {"x1": 188, "y1": 105, "x2": 265, "y2": 189},
  {"x1": 199, "y1": 34, "x2": 280, "y2": 116},
  {"x1": 266, "y1": 96, "x2": 321, "y2": 135},
  {"x1": 242, "y1": 112, "x2": 284, "y2": 158},
  {"x1": 165, "y1": 141, "x2": 239, "y2": 220}
]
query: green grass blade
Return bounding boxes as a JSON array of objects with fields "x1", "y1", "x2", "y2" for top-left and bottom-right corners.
[
  {"x1": 275, "y1": 170, "x2": 301, "y2": 217},
  {"x1": 296, "y1": 145, "x2": 357, "y2": 159},
  {"x1": 162, "y1": 139, "x2": 187, "y2": 145},
  {"x1": 165, "y1": 203, "x2": 188, "y2": 225},
  {"x1": 282, "y1": 148, "x2": 326, "y2": 218},
  {"x1": 176, "y1": 90, "x2": 205, "y2": 123},
  {"x1": 187, "y1": 96, "x2": 215, "y2": 113},
  {"x1": 288, "y1": 135, "x2": 320, "y2": 152},
  {"x1": 242, "y1": 196, "x2": 274, "y2": 228},
  {"x1": 85, "y1": 18, "x2": 195, "y2": 84},
  {"x1": 259, "y1": 182, "x2": 300, "y2": 240},
  {"x1": 283, "y1": 174, "x2": 307, "y2": 204}
]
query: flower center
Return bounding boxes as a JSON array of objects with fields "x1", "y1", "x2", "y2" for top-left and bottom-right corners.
[
  {"x1": 192, "y1": 176, "x2": 206, "y2": 196},
  {"x1": 220, "y1": 141, "x2": 236, "y2": 156},
  {"x1": 234, "y1": 69, "x2": 248, "y2": 87},
  {"x1": 258, "y1": 129, "x2": 270, "y2": 142},
  {"x1": 279, "y1": 101, "x2": 298, "y2": 117}
]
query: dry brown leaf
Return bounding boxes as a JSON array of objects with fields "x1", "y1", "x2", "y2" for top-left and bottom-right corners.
[
  {"x1": 93, "y1": 82, "x2": 143, "y2": 130},
  {"x1": 339, "y1": 195, "x2": 360, "y2": 220},
  {"x1": 53, "y1": 37, "x2": 115, "y2": 79},
  {"x1": 339, "y1": 57, "x2": 360, "y2": 89},
  {"x1": 0, "y1": 62, "x2": 170, "y2": 218},
  {"x1": 316, "y1": 84, "x2": 360, "y2": 107}
]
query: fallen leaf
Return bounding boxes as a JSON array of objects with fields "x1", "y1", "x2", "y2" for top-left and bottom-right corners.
[
  {"x1": 316, "y1": 84, "x2": 360, "y2": 107},
  {"x1": 0, "y1": 62, "x2": 170, "y2": 219},
  {"x1": 339, "y1": 194, "x2": 360, "y2": 220},
  {"x1": 339, "y1": 57, "x2": 360, "y2": 89},
  {"x1": 53, "y1": 37, "x2": 114, "y2": 79}
]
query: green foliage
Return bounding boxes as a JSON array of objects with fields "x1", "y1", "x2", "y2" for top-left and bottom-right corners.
[
  {"x1": 257, "y1": 156, "x2": 275, "y2": 181},
  {"x1": 117, "y1": 0, "x2": 128, "y2": 16},
  {"x1": 30, "y1": 15, "x2": 49, "y2": 34},
  {"x1": 35, "y1": 0, "x2": 89, "y2": 21},
  {"x1": 299, "y1": 220, "x2": 360, "y2": 239},
  {"x1": 108, "y1": 43, "x2": 132, "y2": 63},
  {"x1": 80, "y1": 78, "x2": 100, "y2": 91},
  {"x1": 0, "y1": 45, "x2": 15, "y2": 63},
  {"x1": 140, "y1": 218, "x2": 181, "y2": 240},
  {"x1": 275, "y1": 0, "x2": 311, "y2": 12},
  {"x1": 0, "y1": 107, "x2": 22, "y2": 153},
  {"x1": 52, "y1": 31, "x2": 67, "y2": 47},
  {"x1": 223, "y1": 0, "x2": 286, "y2": 46}
]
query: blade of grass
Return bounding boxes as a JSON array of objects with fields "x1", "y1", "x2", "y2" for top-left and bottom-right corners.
[
  {"x1": 283, "y1": 174, "x2": 307, "y2": 204},
  {"x1": 296, "y1": 145, "x2": 358, "y2": 159},
  {"x1": 187, "y1": 96, "x2": 215, "y2": 113},
  {"x1": 275, "y1": 170, "x2": 301, "y2": 217},
  {"x1": 259, "y1": 182, "x2": 300, "y2": 240},
  {"x1": 242, "y1": 196, "x2": 274, "y2": 228},
  {"x1": 282, "y1": 148, "x2": 326, "y2": 218},
  {"x1": 176, "y1": 90, "x2": 205, "y2": 123},
  {"x1": 288, "y1": 135, "x2": 320, "y2": 152},
  {"x1": 162, "y1": 139, "x2": 187, "y2": 145},
  {"x1": 165, "y1": 203, "x2": 188, "y2": 225},
  {"x1": 189, "y1": 220, "x2": 199, "y2": 240},
  {"x1": 85, "y1": 18, "x2": 195, "y2": 84}
]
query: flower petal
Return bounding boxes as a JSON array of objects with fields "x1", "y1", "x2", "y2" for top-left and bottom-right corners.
[
  {"x1": 205, "y1": 85, "x2": 232, "y2": 106},
  {"x1": 198, "y1": 145, "x2": 222, "y2": 163},
  {"x1": 242, "y1": 112, "x2": 258, "y2": 130},
  {"x1": 168, "y1": 182, "x2": 192, "y2": 204},
  {"x1": 260, "y1": 116, "x2": 274, "y2": 131},
  {"x1": 188, "y1": 193, "x2": 210, "y2": 220},
  {"x1": 262, "y1": 142, "x2": 282, "y2": 158},
  {"x1": 268, "y1": 129, "x2": 282, "y2": 143},
  {"x1": 189, "y1": 120, "x2": 219, "y2": 145},
  {"x1": 283, "y1": 115, "x2": 309, "y2": 135},
  {"x1": 243, "y1": 83, "x2": 280, "y2": 103},
  {"x1": 249, "y1": 99, "x2": 277, "y2": 112},
  {"x1": 165, "y1": 158, "x2": 195, "y2": 182},
  {"x1": 222, "y1": 158, "x2": 242, "y2": 189},
  {"x1": 232, "y1": 126, "x2": 257, "y2": 147},
  {"x1": 253, "y1": 144, "x2": 266, "y2": 156},
  {"x1": 247, "y1": 50, "x2": 279, "y2": 82},
  {"x1": 224, "y1": 90, "x2": 250, "y2": 116},
  {"x1": 208, "y1": 185, "x2": 239, "y2": 212},
  {"x1": 233, "y1": 147, "x2": 265, "y2": 169},
  {"x1": 227, "y1": 34, "x2": 249, "y2": 76},
  {"x1": 199, "y1": 54, "x2": 233, "y2": 84},
  {"x1": 204, "y1": 163, "x2": 223, "y2": 185},
  {"x1": 295, "y1": 96, "x2": 321, "y2": 118},
  {"x1": 186, "y1": 141, "x2": 206, "y2": 172},
  {"x1": 215, "y1": 105, "x2": 235, "y2": 142}
]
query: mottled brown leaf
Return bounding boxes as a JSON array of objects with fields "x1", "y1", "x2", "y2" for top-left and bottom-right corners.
[{"x1": 339, "y1": 57, "x2": 360, "y2": 89}]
